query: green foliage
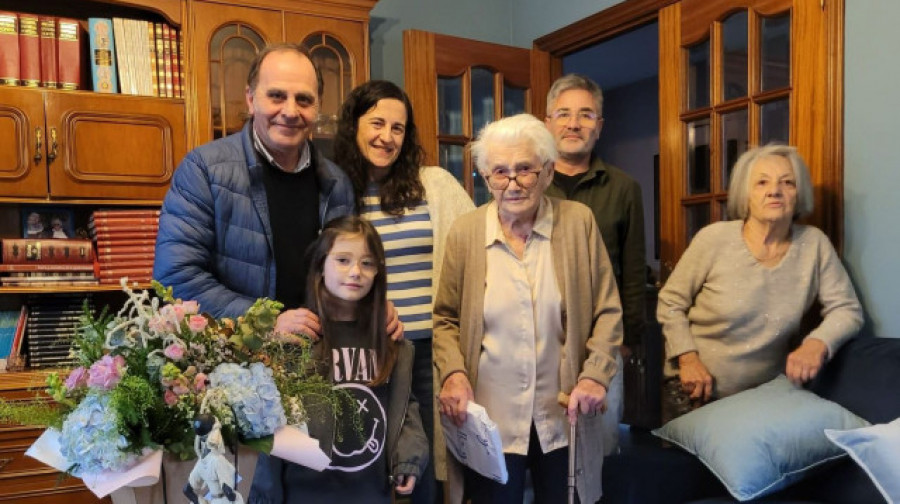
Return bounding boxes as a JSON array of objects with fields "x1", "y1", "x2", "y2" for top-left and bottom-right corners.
[
  {"x1": 0, "y1": 398, "x2": 63, "y2": 428},
  {"x1": 71, "y1": 301, "x2": 112, "y2": 367},
  {"x1": 109, "y1": 375, "x2": 159, "y2": 451}
]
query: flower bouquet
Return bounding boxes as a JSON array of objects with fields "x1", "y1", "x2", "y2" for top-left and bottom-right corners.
[{"x1": 0, "y1": 280, "x2": 355, "y2": 500}]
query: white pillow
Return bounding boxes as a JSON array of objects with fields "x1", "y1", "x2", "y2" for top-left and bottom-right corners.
[{"x1": 826, "y1": 417, "x2": 900, "y2": 503}]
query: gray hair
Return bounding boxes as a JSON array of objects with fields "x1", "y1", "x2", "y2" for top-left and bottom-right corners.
[
  {"x1": 471, "y1": 114, "x2": 558, "y2": 176},
  {"x1": 726, "y1": 144, "x2": 814, "y2": 220},
  {"x1": 546, "y1": 74, "x2": 604, "y2": 117}
]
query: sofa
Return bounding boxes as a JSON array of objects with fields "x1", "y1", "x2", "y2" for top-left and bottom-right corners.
[{"x1": 600, "y1": 336, "x2": 900, "y2": 504}]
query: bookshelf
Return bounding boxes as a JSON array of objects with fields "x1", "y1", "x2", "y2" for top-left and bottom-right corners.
[{"x1": 0, "y1": 0, "x2": 376, "y2": 501}]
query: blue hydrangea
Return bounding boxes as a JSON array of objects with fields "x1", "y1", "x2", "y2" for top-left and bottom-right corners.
[
  {"x1": 210, "y1": 362, "x2": 286, "y2": 438},
  {"x1": 59, "y1": 393, "x2": 138, "y2": 475}
]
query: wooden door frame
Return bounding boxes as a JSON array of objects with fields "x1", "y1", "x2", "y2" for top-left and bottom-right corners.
[{"x1": 531, "y1": 0, "x2": 845, "y2": 261}]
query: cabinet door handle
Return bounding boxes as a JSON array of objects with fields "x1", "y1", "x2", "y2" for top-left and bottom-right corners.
[
  {"x1": 47, "y1": 127, "x2": 58, "y2": 164},
  {"x1": 34, "y1": 127, "x2": 42, "y2": 163}
]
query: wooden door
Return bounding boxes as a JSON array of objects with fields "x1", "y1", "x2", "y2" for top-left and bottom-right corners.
[
  {"x1": 0, "y1": 88, "x2": 47, "y2": 198},
  {"x1": 657, "y1": 0, "x2": 843, "y2": 278},
  {"x1": 403, "y1": 30, "x2": 533, "y2": 204},
  {"x1": 189, "y1": 2, "x2": 283, "y2": 146},
  {"x1": 44, "y1": 92, "x2": 186, "y2": 200}
]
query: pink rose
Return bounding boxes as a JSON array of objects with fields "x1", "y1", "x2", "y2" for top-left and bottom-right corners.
[
  {"x1": 164, "y1": 343, "x2": 185, "y2": 360},
  {"x1": 171, "y1": 304, "x2": 186, "y2": 322},
  {"x1": 193, "y1": 373, "x2": 208, "y2": 392},
  {"x1": 181, "y1": 300, "x2": 200, "y2": 315},
  {"x1": 172, "y1": 377, "x2": 190, "y2": 395},
  {"x1": 188, "y1": 315, "x2": 208, "y2": 333},
  {"x1": 148, "y1": 314, "x2": 174, "y2": 333},
  {"x1": 65, "y1": 367, "x2": 88, "y2": 390},
  {"x1": 87, "y1": 355, "x2": 126, "y2": 390},
  {"x1": 164, "y1": 389, "x2": 178, "y2": 406}
]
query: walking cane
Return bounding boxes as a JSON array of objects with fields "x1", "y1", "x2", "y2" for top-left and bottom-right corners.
[{"x1": 558, "y1": 391, "x2": 577, "y2": 504}]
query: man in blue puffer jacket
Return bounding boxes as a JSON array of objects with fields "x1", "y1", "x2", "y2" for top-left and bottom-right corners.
[{"x1": 154, "y1": 43, "x2": 354, "y2": 337}]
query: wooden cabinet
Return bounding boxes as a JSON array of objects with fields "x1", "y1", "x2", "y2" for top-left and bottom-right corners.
[{"x1": 0, "y1": 88, "x2": 185, "y2": 201}]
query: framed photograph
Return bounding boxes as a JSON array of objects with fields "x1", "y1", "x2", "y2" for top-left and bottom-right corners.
[{"x1": 21, "y1": 207, "x2": 75, "y2": 239}]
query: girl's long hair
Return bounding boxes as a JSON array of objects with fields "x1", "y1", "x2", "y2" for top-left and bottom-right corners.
[
  {"x1": 305, "y1": 216, "x2": 397, "y2": 386},
  {"x1": 334, "y1": 80, "x2": 425, "y2": 216}
]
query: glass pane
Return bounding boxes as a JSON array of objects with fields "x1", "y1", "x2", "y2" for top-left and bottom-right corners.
[
  {"x1": 439, "y1": 143, "x2": 465, "y2": 184},
  {"x1": 471, "y1": 67, "x2": 495, "y2": 134},
  {"x1": 303, "y1": 34, "x2": 352, "y2": 128},
  {"x1": 721, "y1": 108, "x2": 748, "y2": 190},
  {"x1": 221, "y1": 37, "x2": 257, "y2": 137},
  {"x1": 686, "y1": 118, "x2": 711, "y2": 194},
  {"x1": 761, "y1": 13, "x2": 790, "y2": 91},
  {"x1": 687, "y1": 40, "x2": 710, "y2": 109},
  {"x1": 473, "y1": 170, "x2": 490, "y2": 206},
  {"x1": 438, "y1": 76, "x2": 463, "y2": 136},
  {"x1": 685, "y1": 203, "x2": 710, "y2": 243},
  {"x1": 722, "y1": 11, "x2": 748, "y2": 100},
  {"x1": 503, "y1": 84, "x2": 526, "y2": 117},
  {"x1": 760, "y1": 98, "x2": 790, "y2": 145}
]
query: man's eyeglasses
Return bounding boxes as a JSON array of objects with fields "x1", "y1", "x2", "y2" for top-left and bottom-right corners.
[
  {"x1": 548, "y1": 109, "x2": 600, "y2": 127},
  {"x1": 485, "y1": 168, "x2": 543, "y2": 190}
]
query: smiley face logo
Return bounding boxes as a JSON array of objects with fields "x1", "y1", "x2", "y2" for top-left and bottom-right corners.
[{"x1": 329, "y1": 382, "x2": 386, "y2": 472}]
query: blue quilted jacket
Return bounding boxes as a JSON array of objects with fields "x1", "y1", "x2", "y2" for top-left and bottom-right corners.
[{"x1": 153, "y1": 122, "x2": 354, "y2": 318}]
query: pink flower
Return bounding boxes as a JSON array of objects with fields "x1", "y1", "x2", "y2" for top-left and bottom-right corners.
[
  {"x1": 164, "y1": 343, "x2": 185, "y2": 360},
  {"x1": 188, "y1": 315, "x2": 208, "y2": 333},
  {"x1": 193, "y1": 373, "x2": 208, "y2": 392},
  {"x1": 65, "y1": 367, "x2": 88, "y2": 390},
  {"x1": 181, "y1": 300, "x2": 200, "y2": 315},
  {"x1": 148, "y1": 314, "x2": 174, "y2": 333},
  {"x1": 87, "y1": 355, "x2": 126, "y2": 390},
  {"x1": 172, "y1": 377, "x2": 190, "y2": 395},
  {"x1": 164, "y1": 389, "x2": 178, "y2": 406}
]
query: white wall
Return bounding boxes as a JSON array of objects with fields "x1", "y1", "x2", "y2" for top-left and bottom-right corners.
[
  {"x1": 843, "y1": 1, "x2": 900, "y2": 337},
  {"x1": 510, "y1": 0, "x2": 624, "y2": 47}
]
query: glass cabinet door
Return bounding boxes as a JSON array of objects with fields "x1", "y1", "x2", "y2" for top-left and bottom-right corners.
[{"x1": 208, "y1": 25, "x2": 266, "y2": 139}]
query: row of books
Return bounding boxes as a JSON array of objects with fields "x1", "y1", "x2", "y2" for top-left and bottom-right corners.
[
  {"x1": 90, "y1": 209, "x2": 160, "y2": 285},
  {"x1": 0, "y1": 236, "x2": 99, "y2": 287},
  {"x1": 0, "y1": 306, "x2": 26, "y2": 371},
  {"x1": 24, "y1": 293, "x2": 93, "y2": 369},
  {"x1": 0, "y1": 13, "x2": 79, "y2": 89},
  {"x1": 0, "y1": 11, "x2": 183, "y2": 98}
]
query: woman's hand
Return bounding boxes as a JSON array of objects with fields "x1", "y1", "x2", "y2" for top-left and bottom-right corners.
[
  {"x1": 439, "y1": 372, "x2": 474, "y2": 427},
  {"x1": 786, "y1": 338, "x2": 827, "y2": 386},
  {"x1": 274, "y1": 308, "x2": 322, "y2": 342},
  {"x1": 394, "y1": 474, "x2": 417, "y2": 495},
  {"x1": 386, "y1": 300, "x2": 404, "y2": 342},
  {"x1": 678, "y1": 351, "x2": 714, "y2": 402}
]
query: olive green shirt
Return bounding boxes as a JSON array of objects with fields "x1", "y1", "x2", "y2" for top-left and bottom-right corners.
[{"x1": 546, "y1": 158, "x2": 647, "y2": 346}]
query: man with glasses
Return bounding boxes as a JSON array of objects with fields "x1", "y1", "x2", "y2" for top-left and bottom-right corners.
[{"x1": 544, "y1": 74, "x2": 648, "y2": 447}]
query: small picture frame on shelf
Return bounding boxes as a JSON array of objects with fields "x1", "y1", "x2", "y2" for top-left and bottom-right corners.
[{"x1": 21, "y1": 207, "x2": 75, "y2": 239}]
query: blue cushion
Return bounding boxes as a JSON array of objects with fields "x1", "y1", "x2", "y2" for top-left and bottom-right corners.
[
  {"x1": 652, "y1": 375, "x2": 869, "y2": 502},
  {"x1": 825, "y1": 417, "x2": 900, "y2": 503}
]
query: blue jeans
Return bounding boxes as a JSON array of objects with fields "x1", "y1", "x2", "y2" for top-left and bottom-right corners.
[{"x1": 410, "y1": 338, "x2": 440, "y2": 504}]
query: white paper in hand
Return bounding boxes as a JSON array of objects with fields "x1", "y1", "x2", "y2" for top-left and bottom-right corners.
[{"x1": 440, "y1": 401, "x2": 508, "y2": 483}]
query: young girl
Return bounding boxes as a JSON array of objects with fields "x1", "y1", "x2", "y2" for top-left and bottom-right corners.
[{"x1": 249, "y1": 216, "x2": 428, "y2": 503}]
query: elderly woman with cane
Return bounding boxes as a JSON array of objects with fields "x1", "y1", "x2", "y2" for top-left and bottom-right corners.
[{"x1": 433, "y1": 113, "x2": 623, "y2": 504}]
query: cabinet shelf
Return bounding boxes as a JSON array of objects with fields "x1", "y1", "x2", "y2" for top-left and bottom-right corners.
[{"x1": 0, "y1": 283, "x2": 151, "y2": 295}]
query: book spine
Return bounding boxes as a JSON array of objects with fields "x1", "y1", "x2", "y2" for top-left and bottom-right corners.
[
  {"x1": 95, "y1": 238, "x2": 157, "y2": 248},
  {"x1": 88, "y1": 18, "x2": 116, "y2": 93},
  {"x1": 96, "y1": 253, "x2": 155, "y2": 263},
  {"x1": 91, "y1": 216, "x2": 159, "y2": 227},
  {"x1": 11, "y1": 306, "x2": 27, "y2": 359},
  {"x1": 95, "y1": 244, "x2": 156, "y2": 255},
  {"x1": 18, "y1": 13, "x2": 40, "y2": 87},
  {"x1": 153, "y1": 23, "x2": 164, "y2": 97},
  {"x1": 177, "y1": 28, "x2": 184, "y2": 98},
  {"x1": 147, "y1": 21, "x2": 158, "y2": 97},
  {"x1": 1, "y1": 239, "x2": 94, "y2": 264},
  {"x1": 111, "y1": 18, "x2": 131, "y2": 95},
  {"x1": 56, "y1": 17, "x2": 81, "y2": 90},
  {"x1": 97, "y1": 266, "x2": 153, "y2": 277},
  {"x1": 39, "y1": 16, "x2": 57, "y2": 88},
  {"x1": 92, "y1": 209, "x2": 160, "y2": 219},
  {"x1": 161, "y1": 24, "x2": 173, "y2": 98},
  {"x1": 168, "y1": 25, "x2": 180, "y2": 98},
  {"x1": 0, "y1": 263, "x2": 95, "y2": 272},
  {"x1": 92, "y1": 231, "x2": 159, "y2": 242},
  {"x1": 0, "y1": 12, "x2": 19, "y2": 86}
]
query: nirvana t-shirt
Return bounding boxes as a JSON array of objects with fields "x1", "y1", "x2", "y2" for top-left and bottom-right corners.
[{"x1": 283, "y1": 320, "x2": 391, "y2": 503}]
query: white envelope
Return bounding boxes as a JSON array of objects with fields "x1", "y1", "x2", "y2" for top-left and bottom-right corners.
[{"x1": 440, "y1": 401, "x2": 508, "y2": 483}]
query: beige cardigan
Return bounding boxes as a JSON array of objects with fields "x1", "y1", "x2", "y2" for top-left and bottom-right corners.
[{"x1": 433, "y1": 197, "x2": 623, "y2": 504}]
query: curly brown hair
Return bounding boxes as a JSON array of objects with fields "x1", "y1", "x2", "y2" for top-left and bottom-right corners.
[{"x1": 333, "y1": 80, "x2": 425, "y2": 216}]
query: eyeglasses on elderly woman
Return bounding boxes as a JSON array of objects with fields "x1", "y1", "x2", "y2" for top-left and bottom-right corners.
[{"x1": 485, "y1": 166, "x2": 545, "y2": 190}]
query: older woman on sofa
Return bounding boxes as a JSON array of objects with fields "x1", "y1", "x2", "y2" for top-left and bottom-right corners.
[
  {"x1": 657, "y1": 144, "x2": 863, "y2": 420},
  {"x1": 434, "y1": 113, "x2": 623, "y2": 504}
]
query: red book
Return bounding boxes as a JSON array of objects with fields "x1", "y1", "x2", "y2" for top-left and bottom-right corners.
[
  {"x1": 10, "y1": 305, "x2": 28, "y2": 361},
  {"x1": 93, "y1": 230, "x2": 158, "y2": 241},
  {"x1": 56, "y1": 17, "x2": 81, "y2": 90},
  {"x1": 18, "y1": 13, "x2": 40, "y2": 87},
  {"x1": 92, "y1": 215, "x2": 159, "y2": 227},
  {"x1": 169, "y1": 25, "x2": 181, "y2": 98},
  {"x1": 0, "y1": 12, "x2": 19, "y2": 86},
  {"x1": 39, "y1": 17, "x2": 57, "y2": 88},
  {"x1": 0, "y1": 262, "x2": 95, "y2": 273},
  {"x1": 161, "y1": 24, "x2": 173, "y2": 98},
  {"x1": 92, "y1": 209, "x2": 161, "y2": 219},
  {"x1": 1, "y1": 238, "x2": 94, "y2": 264},
  {"x1": 97, "y1": 266, "x2": 152, "y2": 278},
  {"x1": 95, "y1": 238, "x2": 157, "y2": 248},
  {"x1": 95, "y1": 244, "x2": 156, "y2": 256},
  {"x1": 96, "y1": 254, "x2": 154, "y2": 264}
]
